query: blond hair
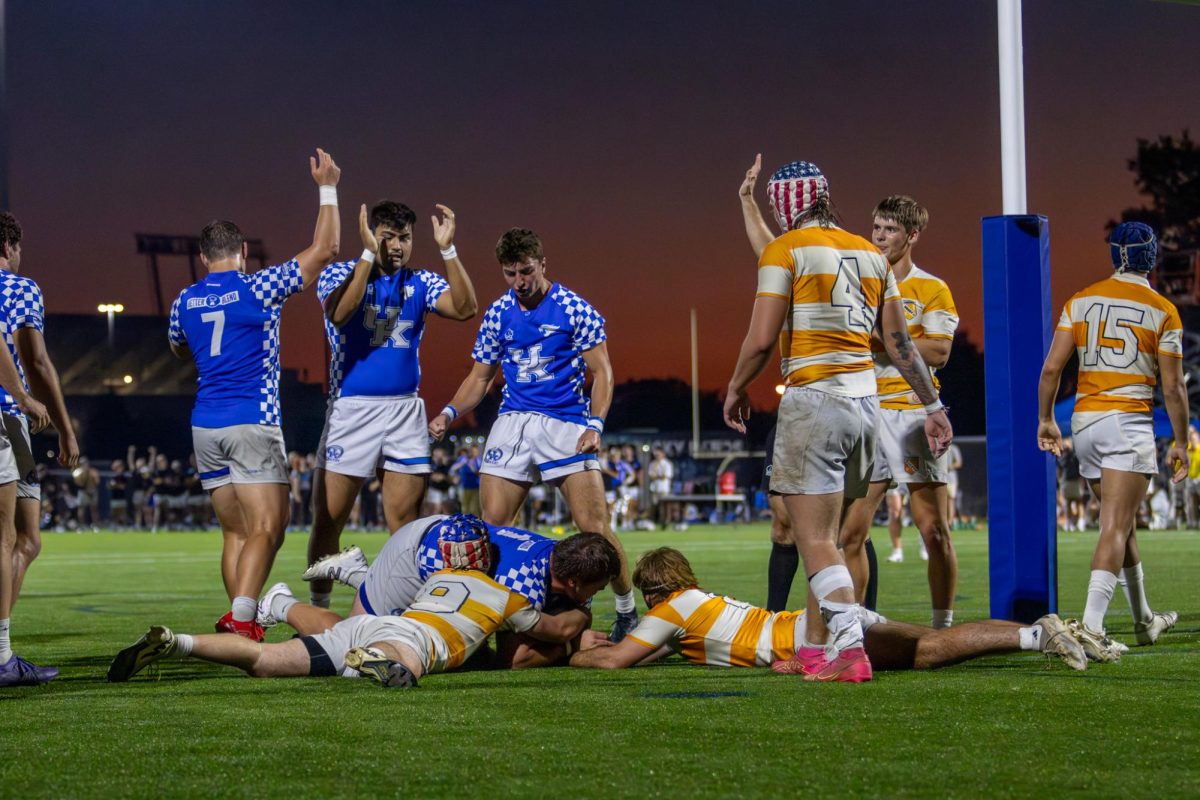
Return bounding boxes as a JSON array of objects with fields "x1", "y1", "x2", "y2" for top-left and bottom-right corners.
[
  {"x1": 632, "y1": 547, "x2": 698, "y2": 597},
  {"x1": 873, "y1": 195, "x2": 928, "y2": 234}
]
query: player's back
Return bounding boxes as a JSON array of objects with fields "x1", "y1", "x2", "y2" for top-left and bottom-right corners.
[
  {"x1": 418, "y1": 521, "x2": 555, "y2": 608},
  {"x1": 1057, "y1": 272, "x2": 1182, "y2": 429},
  {"x1": 169, "y1": 262, "x2": 302, "y2": 428},
  {"x1": 402, "y1": 568, "x2": 539, "y2": 671},
  {"x1": 631, "y1": 587, "x2": 801, "y2": 667},
  {"x1": 756, "y1": 224, "x2": 896, "y2": 396}
]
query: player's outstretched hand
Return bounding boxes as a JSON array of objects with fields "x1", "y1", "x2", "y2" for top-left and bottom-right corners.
[
  {"x1": 58, "y1": 433, "x2": 81, "y2": 469},
  {"x1": 309, "y1": 148, "x2": 341, "y2": 186},
  {"x1": 723, "y1": 387, "x2": 751, "y2": 434},
  {"x1": 428, "y1": 413, "x2": 449, "y2": 440},
  {"x1": 432, "y1": 204, "x2": 456, "y2": 251},
  {"x1": 1167, "y1": 442, "x2": 1188, "y2": 483},
  {"x1": 924, "y1": 409, "x2": 953, "y2": 458},
  {"x1": 18, "y1": 395, "x2": 50, "y2": 434},
  {"x1": 739, "y1": 153, "x2": 762, "y2": 198},
  {"x1": 1036, "y1": 419, "x2": 1064, "y2": 458},
  {"x1": 576, "y1": 430, "x2": 600, "y2": 455},
  {"x1": 579, "y1": 630, "x2": 613, "y2": 651},
  {"x1": 358, "y1": 204, "x2": 378, "y2": 256}
]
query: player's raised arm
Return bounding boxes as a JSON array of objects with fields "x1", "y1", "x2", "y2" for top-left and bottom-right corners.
[
  {"x1": 293, "y1": 148, "x2": 342, "y2": 288},
  {"x1": 723, "y1": 294, "x2": 788, "y2": 433},
  {"x1": 1036, "y1": 329, "x2": 1075, "y2": 458},
  {"x1": 325, "y1": 205, "x2": 377, "y2": 326},
  {"x1": 739, "y1": 153, "x2": 775, "y2": 258},
  {"x1": 431, "y1": 204, "x2": 479, "y2": 321},
  {"x1": 0, "y1": 337, "x2": 48, "y2": 433},
  {"x1": 577, "y1": 343, "x2": 613, "y2": 455},
  {"x1": 879, "y1": 298, "x2": 952, "y2": 456},
  {"x1": 428, "y1": 360, "x2": 499, "y2": 440},
  {"x1": 14, "y1": 327, "x2": 78, "y2": 466}
]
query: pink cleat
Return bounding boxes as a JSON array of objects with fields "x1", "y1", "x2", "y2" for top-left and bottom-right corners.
[
  {"x1": 772, "y1": 647, "x2": 826, "y2": 675},
  {"x1": 804, "y1": 646, "x2": 873, "y2": 683}
]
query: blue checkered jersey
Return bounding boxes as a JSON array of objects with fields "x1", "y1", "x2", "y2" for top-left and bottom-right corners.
[
  {"x1": 168, "y1": 262, "x2": 303, "y2": 428},
  {"x1": 0, "y1": 270, "x2": 43, "y2": 418},
  {"x1": 316, "y1": 262, "x2": 448, "y2": 398},
  {"x1": 471, "y1": 284, "x2": 606, "y2": 424},
  {"x1": 417, "y1": 522, "x2": 555, "y2": 609}
]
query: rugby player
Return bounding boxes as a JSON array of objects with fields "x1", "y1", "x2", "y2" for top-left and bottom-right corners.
[
  {"x1": 306, "y1": 201, "x2": 478, "y2": 609},
  {"x1": 567, "y1": 548, "x2": 1086, "y2": 676},
  {"x1": 168, "y1": 149, "x2": 342, "y2": 640},
  {"x1": 1037, "y1": 222, "x2": 1185, "y2": 659},
  {"x1": 723, "y1": 159, "x2": 952, "y2": 682},
  {"x1": 428, "y1": 228, "x2": 639, "y2": 640}
]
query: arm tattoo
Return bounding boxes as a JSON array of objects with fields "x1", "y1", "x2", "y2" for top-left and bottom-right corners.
[{"x1": 888, "y1": 330, "x2": 939, "y2": 405}]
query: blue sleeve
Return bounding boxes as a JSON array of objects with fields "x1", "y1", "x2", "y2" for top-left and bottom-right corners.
[
  {"x1": 565, "y1": 293, "x2": 607, "y2": 352},
  {"x1": 10, "y1": 279, "x2": 44, "y2": 331},
  {"x1": 471, "y1": 301, "x2": 504, "y2": 365},
  {"x1": 317, "y1": 262, "x2": 355, "y2": 305},
  {"x1": 249, "y1": 260, "x2": 304, "y2": 307},
  {"x1": 168, "y1": 294, "x2": 185, "y2": 347},
  {"x1": 421, "y1": 271, "x2": 450, "y2": 312}
]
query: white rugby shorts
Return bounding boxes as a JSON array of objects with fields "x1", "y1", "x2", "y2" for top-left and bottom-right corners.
[
  {"x1": 317, "y1": 394, "x2": 431, "y2": 478},
  {"x1": 771, "y1": 387, "x2": 877, "y2": 499},
  {"x1": 0, "y1": 418, "x2": 18, "y2": 486},
  {"x1": 192, "y1": 424, "x2": 288, "y2": 491},
  {"x1": 870, "y1": 407, "x2": 948, "y2": 485},
  {"x1": 2, "y1": 414, "x2": 40, "y2": 499},
  {"x1": 480, "y1": 412, "x2": 599, "y2": 483},
  {"x1": 1073, "y1": 413, "x2": 1157, "y2": 480},
  {"x1": 306, "y1": 613, "x2": 435, "y2": 678}
]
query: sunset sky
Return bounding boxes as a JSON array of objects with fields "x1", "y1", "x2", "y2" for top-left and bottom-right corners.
[{"x1": 7, "y1": 0, "x2": 1198, "y2": 407}]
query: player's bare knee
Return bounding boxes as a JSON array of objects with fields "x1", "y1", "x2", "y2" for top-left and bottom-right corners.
[{"x1": 15, "y1": 530, "x2": 42, "y2": 561}]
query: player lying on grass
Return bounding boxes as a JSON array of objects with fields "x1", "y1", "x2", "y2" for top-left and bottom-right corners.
[
  {"x1": 256, "y1": 515, "x2": 612, "y2": 643},
  {"x1": 562, "y1": 548, "x2": 1087, "y2": 680},
  {"x1": 108, "y1": 524, "x2": 616, "y2": 687}
]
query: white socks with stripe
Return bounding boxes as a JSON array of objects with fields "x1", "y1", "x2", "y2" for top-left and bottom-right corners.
[
  {"x1": 932, "y1": 609, "x2": 954, "y2": 628},
  {"x1": 0, "y1": 618, "x2": 11, "y2": 662},
  {"x1": 1018, "y1": 626, "x2": 1042, "y2": 651},
  {"x1": 615, "y1": 591, "x2": 635, "y2": 615},
  {"x1": 811, "y1": 565, "x2": 863, "y2": 654},
  {"x1": 1083, "y1": 569, "x2": 1119, "y2": 632},
  {"x1": 1118, "y1": 562, "x2": 1152, "y2": 624},
  {"x1": 231, "y1": 596, "x2": 257, "y2": 623}
]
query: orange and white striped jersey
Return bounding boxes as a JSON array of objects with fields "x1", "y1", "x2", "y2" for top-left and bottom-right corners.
[
  {"x1": 627, "y1": 587, "x2": 802, "y2": 667},
  {"x1": 873, "y1": 265, "x2": 959, "y2": 410},
  {"x1": 757, "y1": 223, "x2": 900, "y2": 398},
  {"x1": 1056, "y1": 273, "x2": 1182, "y2": 431},
  {"x1": 402, "y1": 568, "x2": 540, "y2": 672}
]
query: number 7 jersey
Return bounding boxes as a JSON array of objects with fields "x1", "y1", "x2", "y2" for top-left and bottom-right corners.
[
  {"x1": 1057, "y1": 272, "x2": 1182, "y2": 432},
  {"x1": 756, "y1": 223, "x2": 900, "y2": 397}
]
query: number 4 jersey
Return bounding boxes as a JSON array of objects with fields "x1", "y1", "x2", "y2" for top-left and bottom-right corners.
[
  {"x1": 756, "y1": 223, "x2": 900, "y2": 398},
  {"x1": 168, "y1": 262, "x2": 303, "y2": 428},
  {"x1": 1057, "y1": 272, "x2": 1182, "y2": 432}
]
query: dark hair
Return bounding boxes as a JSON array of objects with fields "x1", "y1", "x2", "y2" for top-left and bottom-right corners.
[
  {"x1": 370, "y1": 200, "x2": 417, "y2": 233},
  {"x1": 551, "y1": 532, "x2": 620, "y2": 585},
  {"x1": 199, "y1": 220, "x2": 245, "y2": 261},
  {"x1": 796, "y1": 196, "x2": 840, "y2": 229},
  {"x1": 0, "y1": 212, "x2": 22, "y2": 251},
  {"x1": 495, "y1": 228, "x2": 544, "y2": 265}
]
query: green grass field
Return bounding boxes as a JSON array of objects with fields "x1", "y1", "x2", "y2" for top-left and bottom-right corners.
[{"x1": 3, "y1": 524, "x2": 1198, "y2": 799}]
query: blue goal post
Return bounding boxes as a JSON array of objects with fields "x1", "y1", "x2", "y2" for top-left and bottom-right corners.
[{"x1": 981, "y1": 214, "x2": 1057, "y2": 622}]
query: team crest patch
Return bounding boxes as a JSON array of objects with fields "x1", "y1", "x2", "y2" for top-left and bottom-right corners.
[
  {"x1": 485, "y1": 448, "x2": 503, "y2": 464},
  {"x1": 504, "y1": 329, "x2": 514, "y2": 341},
  {"x1": 902, "y1": 299, "x2": 919, "y2": 321},
  {"x1": 326, "y1": 445, "x2": 345, "y2": 463},
  {"x1": 903, "y1": 457, "x2": 921, "y2": 475}
]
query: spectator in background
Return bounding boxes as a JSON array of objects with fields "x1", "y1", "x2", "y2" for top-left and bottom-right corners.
[
  {"x1": 288, "y1": 451, "x2": 305, "y2": 530},
  {"x1": 647, "y1": 446, "x2": 674, "y2": 529},
  {"x1": 300, "y1": 453, "x2": 315, "y2": 527},
  {"x1": 1058, "y1": 438, "x2": 1088, "y2": 531},
  {"x1": 109, "y1": 460, "x2": 130, "y2": 528},
  {"x1": 74, "y1": 456, "x2": 101, "y2": 531},
  {"x1": 525, "y1": 482, "x2": 548, "y2": 529},
  {"x1": 451, "y1": 445, "x2": 482, "y2": 517},
  {"x1": 186, "y1": 454, "x2": 208, "y2": 528},
  {"x1": 619, "y1": 444, "x2": 642, "y2": 531},
  {"x1": 945, "y1": 442, "x2": 963, "y2": 527},
  {"x1": 1186, "y1": 426, "x2": 1200, "y2": 529},
  {"x1": 425, "y1": 449, "x2": 453, "y2": 515}
]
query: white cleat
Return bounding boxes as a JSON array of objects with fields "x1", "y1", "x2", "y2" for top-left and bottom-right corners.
[
  {"x1": 108, "y1": 625, "x2": 177, "y2": 682},
  {"x1": 257, "y1": 582, "x2": 295, "y2": 629},
  {"x1": 302, "y1": 545, "x2": 368, "y2": 586},
  {"x1": 1035, "y1": 614, "x2": 1087, "y2": 671},
  {"x1": 886, "y1": 549, "x2": 904, "y2": 563},
  {"x1": 1065, "y1": 618, "x2": 1123, "y2": 663},
  {"x1": 1133, "y1": 611, "x2": 1178, "y2": 646},
  {"x1": 919, "y1": 544, "x2": 929, "y2": 562}
]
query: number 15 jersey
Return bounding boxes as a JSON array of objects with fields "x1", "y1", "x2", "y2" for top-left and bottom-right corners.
[{"x1": 1057, "y1": 272, "x2": 1182, "y2": 432}]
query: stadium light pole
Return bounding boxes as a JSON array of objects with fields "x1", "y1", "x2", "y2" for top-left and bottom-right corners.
[
  {"x1": 690, "y1": 308, "x2": 700, "y2": 455},
  {"x1": 98, "y1": 303, "x2": 124, "y2": 348}
]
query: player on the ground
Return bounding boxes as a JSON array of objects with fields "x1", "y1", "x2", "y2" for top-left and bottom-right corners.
[
  {"x1": 307, "y1": 200, "x2": 478, "y2": 608},
  {"x1": 723, "y1": 159, "x2": 952, "y2": 682},
  {"x1": 1037, "y1": 222, "x2": 1185, "y2": 659},
  {"x1": 427, "y1": 228, "x2": 638, "y2": 640},
  {"x1": 167, "y1": 148, "x2": 342, "y2": 640},
  {"x1": 567, "y1": 548, "x2": 1086, "y2": 676},
  {"x1": 259, "y1": 515, "x2": 615, "y2": 641},
  {"x1": 0, "y1": 211, "x2": 79, "y2": 635},
  {"x1": 0, "y1": 216, "x2": 52, "y2": 687}
]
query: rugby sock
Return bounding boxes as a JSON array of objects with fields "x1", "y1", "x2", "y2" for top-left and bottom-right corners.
[
  {"x1": 175, "y1": 633, "x2": 194, "y2": 657},
  {"x1": 614, "y1": 591, "x2": 636, "y2": 615},
  {"x1": 766, "y1": 543, "x2": 799, "y2": 612},
  {"x1": 1118, "y1": 562, "x2": 1153, "y2": 624},
  {"x1": 1083, "y1": 569, "x2": 1119, "y2": 632},
  {"x1": 864, "y1": 538, "x2": 879, "y2": 612},
  {"x1": 0, "y1": 618, "x2": 11, "y2": 662},
  {"x1": 810, "y1": 565, "x2": 863, "y2": 652},
  {"x1": 272, "y1": 593, "x2": 299, "y2": 623},
  {"x1": 231, "y1": 596, "x2": 257, "y2": 623},
  {"x1": 309, "y1": 591, "x2": 332, "y2": 610},
  {"x1": 932, "y1": 609, "x2": 954, "y2": 628},
  {"x1": 1018, "y1": 626, "x2": 1041, "y2": 651}
]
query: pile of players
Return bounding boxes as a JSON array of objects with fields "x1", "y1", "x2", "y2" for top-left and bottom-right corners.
[{"x1": 4, "y1": 145, "x2": 1188, "y2": 686}]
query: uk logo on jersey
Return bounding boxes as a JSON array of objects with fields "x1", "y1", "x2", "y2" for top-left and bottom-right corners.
[
  {"x1": 485, "y1": 448, "x2": 503, "y2": 464},
  {"x1": 510, "y1": 345, "x2": 552, "y2": 383},
  {"x1": 363, "y1": 305, "x2": 414, "y2": 348}
]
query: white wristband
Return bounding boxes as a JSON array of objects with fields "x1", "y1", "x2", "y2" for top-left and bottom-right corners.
[
  {"x1": 359, "y1": 248, "x2": 375, "y2": 265},
  {"x1": 442, "y1": 405, "x2": 459, "y2": 422},
  {"x1": 319, "y1": 185, "x2": 338, "y2": 206},
  {"x1": 586, "y1": 416, "x2": 604, "y2": 434},
  {"x1": 924, "y1": 399, "x2": 945, "y2": 415},
  {"x1": 440, "y1": 245, "x2": 458, "y2": 261}
]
